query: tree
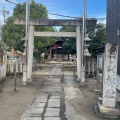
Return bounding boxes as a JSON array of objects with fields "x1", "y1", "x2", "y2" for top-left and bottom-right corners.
[
  {"x1": 88, "y1": 24, "x2": 106, "y2": 59},
  {"x1": 2, "y1": 16, "x2": 25, "y2": 51},
  {"x1": 1, "y1": 0, "x2": 55, "y2": 60},
  {"x1": 59, "y1": 26, "x2": 76, "y2": 56}
]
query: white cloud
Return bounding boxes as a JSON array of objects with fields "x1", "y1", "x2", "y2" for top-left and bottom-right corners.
[
  {"x1": 88, "y1": 14, "x2": 106, "y2": 24},
  {"x1": 48, "y1": 14, "x2": 58, "y2": 19},
  {"x1": 96, "y1": 14, "x2": 106, "y2": 24},
  {"x1": 0, "y1": 13, "x2": 4, "y2": 24}
]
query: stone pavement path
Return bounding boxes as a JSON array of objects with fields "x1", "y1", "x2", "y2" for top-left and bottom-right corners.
[
  {"x1": 49, "y1": 64, "x2": 63, "y2": 76},
  {"x1": 20, "y1": 64, "x2": 83, "y2": 120}
]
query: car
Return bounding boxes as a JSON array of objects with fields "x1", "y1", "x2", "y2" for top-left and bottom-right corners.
[{"x1": 10, "y1": 57, "x2": 18, "y2": 62}]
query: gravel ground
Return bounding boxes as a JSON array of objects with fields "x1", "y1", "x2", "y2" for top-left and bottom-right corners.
[{"x1": 0, "y1": 75, "x2": 47, "y2": 120}]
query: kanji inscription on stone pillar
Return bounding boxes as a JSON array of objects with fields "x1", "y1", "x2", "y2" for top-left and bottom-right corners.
[{"x1": 102, "y1": 43, "x2": 118, "y2": 108}]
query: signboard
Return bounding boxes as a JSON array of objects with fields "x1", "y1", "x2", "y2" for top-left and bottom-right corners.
[{"x1": 97, "y1": 54, "x2": 103, "y2": 70}]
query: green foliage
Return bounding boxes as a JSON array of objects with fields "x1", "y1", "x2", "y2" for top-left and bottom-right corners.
[
  {"x1": 2, "y1": 16, "x2": 25, "y2": 51},
  {"x1": 1, "y1": 0, "x2": 55, "y2": 60},
  {"x1": 88, "y1": 24, "x2": 106, "y2": 59},
  {"x1": 59, "y1": 26, "x2": 76, "y2": 55},
  {"x1": 63, "y1": 66, "x2": 76, "y2": 71}
]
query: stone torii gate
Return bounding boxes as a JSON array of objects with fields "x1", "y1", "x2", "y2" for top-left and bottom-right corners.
[{"x1": 14, "y1": 19, "x2": 97, "y2": 85}]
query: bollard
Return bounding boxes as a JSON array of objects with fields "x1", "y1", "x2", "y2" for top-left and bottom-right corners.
[
  {"x1": 23, "y1": 66, "x2": 27, "y2": 85},
  {"x1": 81, "y1": 66, "x2": 85, "y2": 86}
]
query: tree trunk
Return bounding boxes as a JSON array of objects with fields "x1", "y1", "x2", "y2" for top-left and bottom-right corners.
[{"x1": 14, "y1": 64, "x2": 17, "y2": 92}]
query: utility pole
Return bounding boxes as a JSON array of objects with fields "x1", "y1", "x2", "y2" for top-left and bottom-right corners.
[
  {"x1": 25, "y1": 0, "x2": 29, "y2": 65},
  {"x1": 2, "y1": 0, "x2": 17, "y2": 25},
  {"x1": 82, "y1": 0, "x2": 87, "y2": 66},
  {"x1": 0, "y1": 21, "x2": 1, "y2": 42},
  {"x1": 81, "y1": 0, "x2": 87, "y2": 84},
  {"x1": 23, "y1": 0, "x2": 30, "y2": 85},
  {"x1": 2, "y1": 7, "x2": 10, "y2": 24},
  {"x1": 1, "y1": 7, "x2": 10, "y2": 46}
]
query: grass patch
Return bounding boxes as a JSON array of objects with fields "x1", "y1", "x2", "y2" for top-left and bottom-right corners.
[{"x1": 63, "y1": 66, "x2": 76, "y2": 71}]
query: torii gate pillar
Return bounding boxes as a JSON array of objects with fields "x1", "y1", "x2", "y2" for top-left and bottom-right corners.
[
  {"x1": 27, "y1": 25, "x2": 34, "y2": 82},
  {"x1": 76, "y1": 25, "x2": 82, "y2": 81}
]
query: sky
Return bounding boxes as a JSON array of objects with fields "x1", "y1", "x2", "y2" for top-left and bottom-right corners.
[{"x1": 0, "y1": 0, "x2": 106, "y2": 25}]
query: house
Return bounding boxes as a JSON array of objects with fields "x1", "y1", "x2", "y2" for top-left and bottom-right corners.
[
  {"x1": 46, "y1": 40, "x2": 63, "y2": 60},
  {"x1": 106, "y1": 0, "x2": 120, "y2": 84},
  {"x1": 0, "y1": 49, "x2": 4, "y2": 64}
]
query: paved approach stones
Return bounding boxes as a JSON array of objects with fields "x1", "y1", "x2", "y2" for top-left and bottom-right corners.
[
  {"x1": 31, "y1": 103, "x2": 46, "y2": 108},
  {"x1": 47, "y1": 97, "x2": 60, "y2": 108},
  {"x1": 44, "y1": 108, "x2": 60, "y2": 117},
  {"x1": 49, "y1": 64, "x2": 63, "y2": 76},
  {"x1": 22, "y1": 107, "x2": 44, "y2": 117},
  {"x1": 21, "y1": 117, "x2": 42, "y2": 120},
  {"x1": 45, "y1": 78, "x2": 61, "y2": 84},
  {"x1": 21, "y1": 94, "x2": 48, "y2": 119},
  {"x1": 34, "y1": 95, "x2": 48, "y2": 103},
  {"x1": 50, "y1": 96, "x2": 60, "y2": 99},
  {"x1": 21, "y1": 64, "x2": 66, "y2": 120},
  {"x1": 21, "y1": 117, "x2": 60, "y2": 120},
  {"x1": 64, "y1": 86, "x2": 83, "y2": 99},
  {"x1": 47, "y1": 102, "x2": 60, "y2": 108},
  {"x1": 48, "y1": 99, "x2": 60, "y2": 103},
  {"x1": 41, "y1": 86, "x2": 62, "y2": 94},
  {"x1": 44, "y1": 117, "x2": 60, "y2": 120}
]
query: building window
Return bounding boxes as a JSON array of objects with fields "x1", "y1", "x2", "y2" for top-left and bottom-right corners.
[{"x1": 117, "y1": 28, "x2": 120, "y2": 37}]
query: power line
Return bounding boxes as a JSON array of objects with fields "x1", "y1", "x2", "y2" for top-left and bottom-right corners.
[
  {"x1": 48, "y1": 12, "x2": 106, "y2": 21},
  {"x1": 48, "y1": 12, "x2": 78, "y2": 19},
  {"x1": 2, "y1": 7, "x2": 10, "y2": 24},
  {"x1": 4, "y1": 0, "x2": 17, "y2": 5}
]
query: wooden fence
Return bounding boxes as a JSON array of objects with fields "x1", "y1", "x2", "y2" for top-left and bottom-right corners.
[
  {"x1": 0, "y1": 62, "x2": 24, "y2": 82},
  {"x1": 85, "y1": 61, "x2": 97, "y2": 77},
  {"x1": 0, "y1": 64, "x2": 6, "y2": 81},
  {"x1": 7, "y1": 62, "x2": 24, "y2": 73}
]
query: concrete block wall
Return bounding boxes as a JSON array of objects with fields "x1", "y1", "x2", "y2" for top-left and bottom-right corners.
[{"x1": 107, "y1": 0, "x2": 120, "y2": 75}]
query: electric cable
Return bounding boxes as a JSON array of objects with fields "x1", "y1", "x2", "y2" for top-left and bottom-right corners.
[{"x1": 3, "y1": 0, "x2": 106, "y2": 21}]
